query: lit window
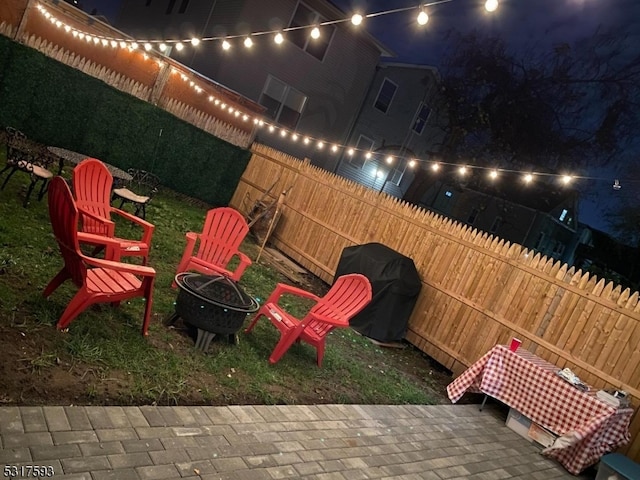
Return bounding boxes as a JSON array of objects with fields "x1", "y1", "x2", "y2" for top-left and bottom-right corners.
[
  {"x1": 411, "y1": 102, "x2": 431, "y2": 135},
  {"x1": 445, "y1": 190, "x2": 453, "y2": 197},
  {"x1": 374, "y1": 78, "x2": 398, "y2": 114},
  {"x1": 348, "y1": 135, "x2": 375, "y2": 168},
  {"x1": 288, "y1": 3, "x2": 335, "y2": 61},
  {"x1": 559, "y1": 209, "x2": 568, "y2": 222},
  {"x1": 259, "y1": 76, "x2": 307, "y2": 129}
]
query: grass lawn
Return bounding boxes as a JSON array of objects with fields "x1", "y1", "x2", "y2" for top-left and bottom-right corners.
[{"x1": 0, "y1": 155, "x2": 452, "y2": 407}]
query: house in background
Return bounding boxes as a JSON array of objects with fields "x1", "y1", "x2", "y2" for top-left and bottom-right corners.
[
  {"x1": 418, "y1": 174, "x2": 580, "y2": 264},
  {"x1": 115, "y1": 0, "x2": 393, "y2": 172},
  {"x1": 335, "y1": 62, "x2": 446, "y2": 197}
]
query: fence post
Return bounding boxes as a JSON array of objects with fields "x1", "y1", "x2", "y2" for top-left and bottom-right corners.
[
  {"x1": 149, "y1": 62, "x2": 171, "y2": 106},
  {"x1": 15, "y1": 0, "x2": 35, "y2": 42}
]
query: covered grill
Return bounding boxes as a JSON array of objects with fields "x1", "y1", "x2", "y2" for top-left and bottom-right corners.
[{"x1": 334, "y1": 243, "x2": 421, "y2": 343}]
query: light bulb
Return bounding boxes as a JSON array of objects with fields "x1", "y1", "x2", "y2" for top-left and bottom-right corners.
[
  {"x1": 386, "y1": 156, "x2": 393, "y2": 164},
  {"x1": 524, "y1": 174, "x2": 534, "y2": 183},
  {"x1": 431, "y1": 163, "x2": 440, "y2": 171},
  {"x1": 268, "y1": 125, "x2": 275, "y2": 133},
  {"x1": 409, "y1": 160, "x2": 417, "y2": 168},
  {"x1": 310, "y1": 27, "x2": 320, "y2": 39},
  {"x1": 222, "y1": 40, "x2": 231, "y2": 50},
  {"x1": 244, "y1": 37, "x2": 253, "y2": 48},
  {"x1": 365, "y1": 152, "x2": 372, "y2": 159},
  {"x1": 317, "y1": 141, "x2": 324, "y2": 149},
  {"x1": 274, "y1": 32, "x2": 284, "y2": 44},
  {"x1": 144, "y1": 43, "x2": 152, "y2": 51},
  {"x1": 280, "y1": 129, "x2": 287, "y2": 137},
  {"x1": 561, "y1": 175, "x2": 573, "y2": 184},
  {"x1": 190, "y1": 37, "x2": 200, "y2": 46},
  {"x1": 131, "y1": 42, "x2": 138, "y2": 49},
  {"x1": 159, "y1": 43, "x2": 167, "y2": 51},
  {"x1": 351, "y1": 14, "x2": 363, "y2": 26},
  {"x1": 417, "y1": 11, "x2": 429, "y2": 25},
  {"x1": 459, "y1": 166, "x2": 467, "y2": 175},
  {"x1": 292, "y1": 134, "x2": 299, "y2": 141},
  {"x1": 348, "y1": 148, "x2": 354, "y2": 156},
  {"x1": 489, "y1": 170, "x2": 498, "y2": 179},
  {"x1": 485, "y1": 0, "x2": 499, "y2": 12},
  {"x1": 331, "y1": 145, "x2": 338, "y2": 152},
  {"x1": 175, "y1": 42, "x2": 184, "y2": 51},
  {"x1": 304, "y1": 137, "x2": 310, "y2": 144}
]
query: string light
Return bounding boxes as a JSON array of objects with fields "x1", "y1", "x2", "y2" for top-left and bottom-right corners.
[
  {"x1": 485, "y1": 0, "x2": 499, "y2": 12},
  {"x1": 32, "y1": 3, "x2": 626, "y2": 189},
  {"x1": 417, "y1": 10, "x2": 429, "y2": 26}
]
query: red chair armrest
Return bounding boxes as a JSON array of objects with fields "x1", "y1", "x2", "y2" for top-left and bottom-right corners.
[
  {"x1": 266, "y1": 282, "x2": 321, "y2": 305},
  {"x1": 230, "y1": 251, "x2": 252, "y2": 279},
  {"x1": 83, "y1": 255, "x2": 156, "y2": 277},
  {"x1": 110, "y1": 207, "x2": 155, "y2": 244},
  {"x1": 183, "y1": 231, "x2": 199, "y2": 255},
  {"x1": 77, "y1": 206, "x2": 116, "y2": 237}
]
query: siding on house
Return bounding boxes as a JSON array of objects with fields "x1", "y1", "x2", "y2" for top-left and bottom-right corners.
[
  {"x1": 115, "y1": 0, "x2": 392, "y2": 172},
  {"x1": 336, "y1": 62, "x2": 447, "y2": 197}
]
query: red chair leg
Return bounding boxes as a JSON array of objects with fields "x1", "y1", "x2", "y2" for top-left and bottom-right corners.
[
  {"x1": 43, "y1": 269, "x2": 71, "y2": 298},
  {"x1": 56, "y1": 293, "x2": 95, "y2": 330},
  {"x1": 141, "y1": 278, "x2": 155, "y2": 336}
]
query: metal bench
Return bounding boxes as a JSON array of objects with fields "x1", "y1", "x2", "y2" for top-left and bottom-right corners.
[{"x1": 111, "y1": 168, "x2": 160, "y2": 219}]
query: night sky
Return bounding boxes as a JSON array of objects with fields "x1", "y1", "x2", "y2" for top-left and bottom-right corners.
[{"x1": 79, "y1": 0, "x2": 639, "y2": 235}]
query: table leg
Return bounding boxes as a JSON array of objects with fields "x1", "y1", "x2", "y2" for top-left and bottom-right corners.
[{"x1": 479, "y1": 394, "x2": 489, "y2": 411}]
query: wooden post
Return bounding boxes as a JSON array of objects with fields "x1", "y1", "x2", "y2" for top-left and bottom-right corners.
[
  {"x1": 15, "y1": 0, "x2": 35, "y2": 42},
  {"x1": 256, "y1": 190, "x2": 287, "y2": 262}
]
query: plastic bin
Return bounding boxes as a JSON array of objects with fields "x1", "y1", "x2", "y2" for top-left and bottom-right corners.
[{"x1": 596, "y1": 453, "x2": 640, "y2": 480}]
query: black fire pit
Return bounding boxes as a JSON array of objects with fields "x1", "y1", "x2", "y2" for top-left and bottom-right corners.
[{"x1": 166, "y1": 272, "x2": 259, "y2": 352}]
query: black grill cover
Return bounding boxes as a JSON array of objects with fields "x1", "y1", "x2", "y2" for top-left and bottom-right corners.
[{"x1": 334, "y1": 243, "x2": 421, "y2": 343}]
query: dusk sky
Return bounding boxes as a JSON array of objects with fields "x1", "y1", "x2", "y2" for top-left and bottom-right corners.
[{"x1": 81, "y1": 0, "x2": 639, "y2": 234}]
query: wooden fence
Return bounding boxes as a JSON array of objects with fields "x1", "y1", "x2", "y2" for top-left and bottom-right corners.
[
  {"x1": 0, "y1": 0, "x2": 262, "y2": 148},
  {"x1": 231, "y1": 144, "x2": 640, "y2": 460}
]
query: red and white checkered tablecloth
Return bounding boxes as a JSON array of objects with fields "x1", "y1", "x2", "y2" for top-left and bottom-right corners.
[{"x1": 446, "y1": 344, "x2": 634, "y2": 475}]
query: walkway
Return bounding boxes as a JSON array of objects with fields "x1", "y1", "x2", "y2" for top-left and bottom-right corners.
[{"x1": 0, "y1": 403, "x2": 595, "y2": 479}]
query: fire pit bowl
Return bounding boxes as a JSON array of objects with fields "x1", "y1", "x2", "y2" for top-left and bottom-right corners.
[{"x1": 166, "y1": 272, "x2": 259, "y2": 352}]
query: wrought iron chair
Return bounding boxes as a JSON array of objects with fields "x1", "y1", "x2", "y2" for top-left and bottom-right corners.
[
  {"x1": 0, "y1": 127, "x2": 55, "y2": 207},
  {"x1": 111, "y1": 168, "x2": 161, "y2": 219},
  {"x1": 174, "y1": 207, "x2": 252, "y2": 284},
  {"x1": 43, "y1": 177, "x2": 156, "y2": 335},
  {"x1": 73, "y1": 158, "x2": 155, "y2": 264},
  {"x1": 245, "y1": 274, "x2": 373, "y2": 366}
]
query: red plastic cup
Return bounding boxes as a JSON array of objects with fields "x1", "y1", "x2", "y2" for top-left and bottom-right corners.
[{"x1": 509, "y1": 338, "x2": 522, "y2": 352}]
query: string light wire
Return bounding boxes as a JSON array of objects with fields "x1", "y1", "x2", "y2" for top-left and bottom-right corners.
[{"x1": 34, "y1": 1, "x2": 629, "y2": 188}]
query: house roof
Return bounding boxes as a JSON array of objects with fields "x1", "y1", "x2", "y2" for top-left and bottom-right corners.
[{"x1": 325, "y1": 0, "x2": 396, "y2": 57}]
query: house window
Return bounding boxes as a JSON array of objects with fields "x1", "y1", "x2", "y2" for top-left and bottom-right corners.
[
  {"x1": 288, "y1": 3, "x2": 335, "y2": 61},
  {"x1": 178, "y1": 0, "x2": 189, "y2": 13},
  {"x1": 467, "y1": 208, "x2": 480, "y2": 225},
  {"x1": 374, "y1": 78, "x2": 397, "y2": 114},
  {"x1": 411, "y1": 102, "x2": 431, "y2": 135},
  {"x1": 259, "y1": 76, "x2": 307, "y2": 129},
  {"x1": 552, "y1": 241, "x2": 565, "y2": 258},
  {"x1": 349, "y1": 135, "x2": 374, "y2": 168},
  {"x1": 490, "y1": 216, "x2": 502, "y2": 233},
  {"x1": 559, "y1": 209, "x2": 568, "y2": 222},
  {"x1": 388, "y1": 158, "x2": 407, "y2": 185},
  {"x1": 535, "y1": 232, "x2": 546, "y2": 250}
]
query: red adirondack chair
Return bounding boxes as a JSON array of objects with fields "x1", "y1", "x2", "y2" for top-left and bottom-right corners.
[
  {"x1": 43, "y1": 177, "x2": 156, "y2": 335},
  {"x1": 174, "y1": 207, "x2": 252, "y2": 284},
  {"x1": 73, "y1": 158, "x2": 154, "y2": 264},
  {"x1": 244, "y1": 273, "x2": 372, "y2": 366}
]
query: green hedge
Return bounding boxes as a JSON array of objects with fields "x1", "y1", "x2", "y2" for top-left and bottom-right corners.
[{"x1": 0, "y1": 35, "x2": 250, "y2": 206}]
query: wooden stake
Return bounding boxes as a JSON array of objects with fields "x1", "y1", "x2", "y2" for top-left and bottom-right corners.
[{"x1": 256, "y1": 189, "x2": 288, "y2": 262}]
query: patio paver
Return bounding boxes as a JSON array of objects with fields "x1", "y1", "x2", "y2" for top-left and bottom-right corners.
[{"x1": 0, "y1": 404, "x2": 596, "y2": 479}]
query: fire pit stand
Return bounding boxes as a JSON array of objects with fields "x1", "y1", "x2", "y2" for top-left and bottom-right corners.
[{"x1": 166, "y1": 273, "x2": 259, "y2": 352}]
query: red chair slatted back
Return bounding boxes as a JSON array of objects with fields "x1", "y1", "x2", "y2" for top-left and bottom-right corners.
[
  {"x1": 73, "y1": 159, "x2": 113, "y2": 236},
  {"x1": 197, "y1": 207, "x2": 249, "y2": 266},
  {"x1": 307, "y1": 274, "x2": 372, "y2": 335},
  {"x1": 47, "y1": 177, "x2": 87, "y2": 287}
]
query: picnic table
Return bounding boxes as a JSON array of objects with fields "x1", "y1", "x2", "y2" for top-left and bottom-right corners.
[
  {"x1": 48, "y1": 146, "x2": 133, "y2": 183},
  {"x1": 447, "y1": 344, "x2": 634, "y2": 474}
]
